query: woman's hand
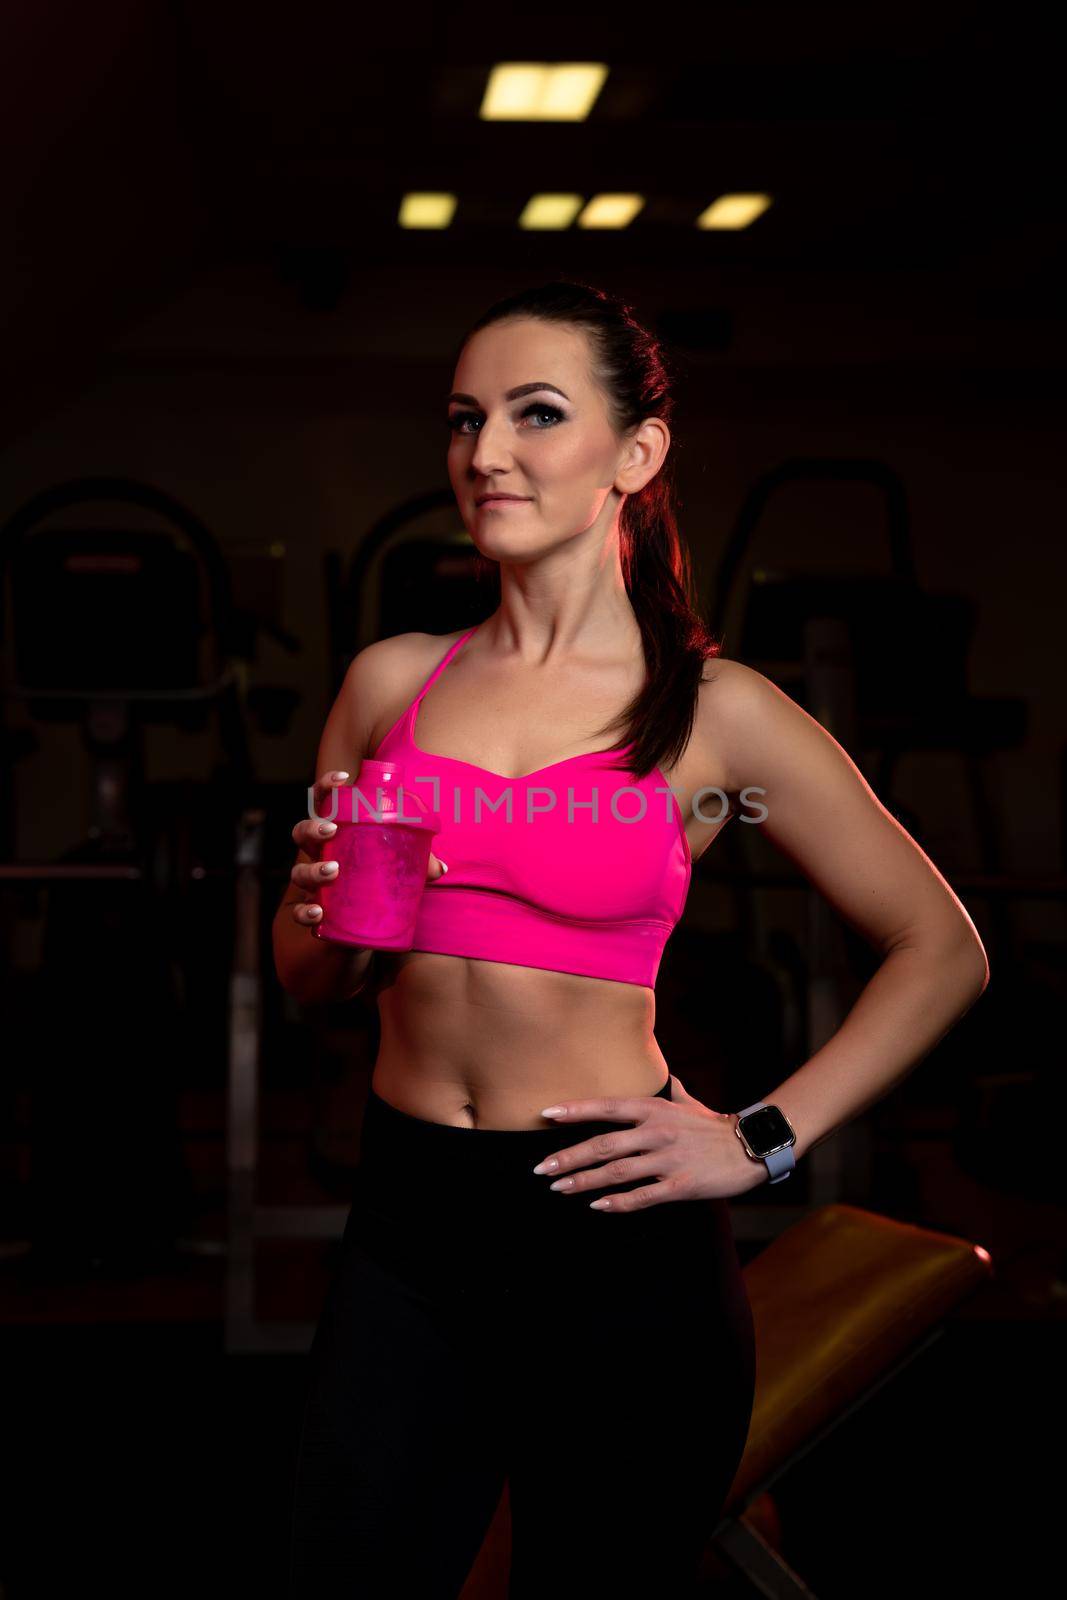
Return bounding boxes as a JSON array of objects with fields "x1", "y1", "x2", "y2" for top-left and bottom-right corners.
[
  {"x1": 289, "y1": 768, "x2": 448, "y2": 930},
  {"x1": 531, "y1": 1073, "x2": 769, "y2": 1208}
]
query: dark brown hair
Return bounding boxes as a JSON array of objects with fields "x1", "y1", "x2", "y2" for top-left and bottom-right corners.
[{"x1": 456, "y1": 279, "x2": 721, "y2": 782}]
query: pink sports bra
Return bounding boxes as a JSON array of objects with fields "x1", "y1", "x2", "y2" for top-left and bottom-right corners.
[{"x1": 369, "y1": 625, "x2": 693, "y2": 988}]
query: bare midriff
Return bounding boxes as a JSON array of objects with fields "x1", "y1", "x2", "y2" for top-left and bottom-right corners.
[
  {"x1": 370, "y1": 950, "x2": 670, "y2": 1129},
  {"x1": 359, "y1": 628, "x2": 732, "y2": 1130}
]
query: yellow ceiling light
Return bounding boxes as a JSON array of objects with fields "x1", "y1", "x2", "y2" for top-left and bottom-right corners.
[
  {"x1": 518, "y1": 194, "x2": 587, "y2": 229},
  {"x1": 481, "y1": 63, "x2": 608, "y2": 121},
  {"x1": 398, "y1": 192, "x2": 458, "y2": 229},
  {"x1": 697, "y1": 193, "x2": 773, "y2": 230},
  {"x1": 519, "y1": 194, "x2": 586, "y2": 229},
  {"x1": 578, "y1": 193, "x2": 644, "y2": 229}
]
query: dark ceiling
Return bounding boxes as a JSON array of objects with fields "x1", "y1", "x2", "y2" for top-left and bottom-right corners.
[
  {"x1": 3, "y1": 1, "x2": 1063, "y2": 446},
  {"x1": 170, "y1": 0, "x2": 1060, "y2": 275}
]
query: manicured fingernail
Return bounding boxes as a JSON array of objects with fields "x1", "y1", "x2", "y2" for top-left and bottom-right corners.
[
  {"x1": 540, "y1": 1106, "x2": 565, "y2": 1117},
  {"x1": 333, "y1": 771, "x2": 349, "y2": 782},
  {"x1": 589, "y1": 1199, "x2": 611, "y2": 1210}
]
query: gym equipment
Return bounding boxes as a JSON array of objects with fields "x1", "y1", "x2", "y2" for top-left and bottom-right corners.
[
  {"x1": 705, "y1": 458, "x2": 1026, "y2": 1236},
  {"x1": 0, "y1": 476, "x2": 269, "y2": 1271}
]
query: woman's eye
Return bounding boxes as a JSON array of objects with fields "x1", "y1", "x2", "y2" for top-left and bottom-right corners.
[{"x1": 447, "y1": 403, "x2": 564, "y2": 435}]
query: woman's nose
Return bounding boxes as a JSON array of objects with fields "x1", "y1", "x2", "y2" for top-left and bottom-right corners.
[{"x1": 469, "y1": 416, "x2": 512, "y2": 472}]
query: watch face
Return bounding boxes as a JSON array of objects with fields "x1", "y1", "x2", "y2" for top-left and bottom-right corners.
[{"x1": 739, "y1": 1105, "x2": 794, "y2": 1158}]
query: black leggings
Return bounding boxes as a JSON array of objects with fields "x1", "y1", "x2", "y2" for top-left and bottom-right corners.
[{"x1": 287, "y1": 1077, "x2": 756, "y2": 1599}]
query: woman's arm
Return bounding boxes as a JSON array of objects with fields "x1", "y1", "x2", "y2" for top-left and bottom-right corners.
[
  {"x1": 706, "y1": 660, "x2": 989, "y2": 1163},
  {"x1": 273, "y1": 636, "x2": 414, "y2": 1007}
]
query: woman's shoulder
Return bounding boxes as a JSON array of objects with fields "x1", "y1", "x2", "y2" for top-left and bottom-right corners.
[
  {"x1": 697, "y1": 653, "x2": 811, "y2": 739},
  {"x1": 346, "y1": 629, "x2": 470, "y2": 746},
  {"x1": 354, "y1": 627, "x2": 468, "y2": 678},
  {"x1": 692, "y1": 654, "x2": 787, "y2": 789},
  {"x1": 698, "y1": 651, "x2": 772, "y2": 697}
]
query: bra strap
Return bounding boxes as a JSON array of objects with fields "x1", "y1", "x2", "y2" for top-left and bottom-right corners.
[{"x1": 413, "y1": 626, "x2": 479, "y2": 705}]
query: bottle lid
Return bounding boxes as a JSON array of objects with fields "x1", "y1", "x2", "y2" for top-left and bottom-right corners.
[{"x1": 351, "y1": 758, "x2": 438, "y2": 832}]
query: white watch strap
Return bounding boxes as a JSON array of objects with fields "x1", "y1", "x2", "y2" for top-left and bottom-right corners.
[{"x1": 737, "y1": 1100, "x2": 796, "y2": 1184}]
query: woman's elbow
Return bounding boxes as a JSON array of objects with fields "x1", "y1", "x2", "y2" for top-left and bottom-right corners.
[
  {"x1": 942, "y1": 923, "x2": 990, "y2": 1001},
  {"x1": 973, "y1": 942, "x2": 991, "y2": 999},
  {"x1": 895, "y1": 915, "x2": 990, "y2": 1000}
]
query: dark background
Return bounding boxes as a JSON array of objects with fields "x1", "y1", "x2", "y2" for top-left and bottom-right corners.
[{"x1": 1, "y1": 3, "x2": 1064, "y2": 1596}]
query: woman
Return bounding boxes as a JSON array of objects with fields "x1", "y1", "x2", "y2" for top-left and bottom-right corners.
[{"x1": 276, "y1": 282, "x2": 989, "y2": 1598}]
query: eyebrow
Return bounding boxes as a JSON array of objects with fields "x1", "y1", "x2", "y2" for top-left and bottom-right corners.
[{"x1": 446, "y1": 382, "x2": 571, "y2": 407}]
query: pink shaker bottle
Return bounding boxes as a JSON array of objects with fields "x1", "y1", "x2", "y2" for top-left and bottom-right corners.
[{"x1": 312, "y1": 758, "x2": 440, "y2": 950}]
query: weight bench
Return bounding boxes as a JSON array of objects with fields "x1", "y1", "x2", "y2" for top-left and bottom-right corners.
[{"x1": 458, "y1": 1202, "x2": 995, "y2": 1599}]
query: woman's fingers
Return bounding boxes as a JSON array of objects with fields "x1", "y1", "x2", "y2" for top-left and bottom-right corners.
[
  {"x1": 290, "y1": 857, "x2": 338, "y2": 924},
  {"x1": 296, "y1": 770, "x2": 349, "y2": 847},
  {"x1": 296, "y1": 859, "x2": 340, "y2": 892},
  {"x1": 289, "y1": 770, "x2": 349, "y2": 925},
  {"x1": 292, "y1": 769, "x2": 348, "y2": 852},
  {"x1": 293, "y1": 814, "x2": 338, "y2": 852},
  {"x1": 311, "y1": 769, "x2": 350, "y2": 814}
]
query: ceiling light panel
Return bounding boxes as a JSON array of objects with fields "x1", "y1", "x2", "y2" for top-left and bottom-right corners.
[
  {"x1": 398, "y1": 193, "x2": 457, "y2": 228},
  {"x1": 518, "y1": 194, "x2": 585, "y2": 228},
  {"x1": 697, "y1": 192, "x2": 773, "y2": 229},
  {"x1": 577, "y1": 194, "x2": 644, "y2": 228},
  {"x1": 480, "y1": 63, "x2": 608, "y2": 120}
]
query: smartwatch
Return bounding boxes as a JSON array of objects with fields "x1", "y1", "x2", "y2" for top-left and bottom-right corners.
[{"x1": 734, "y1": 1101, "x2": 797, "y2": 1185}]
